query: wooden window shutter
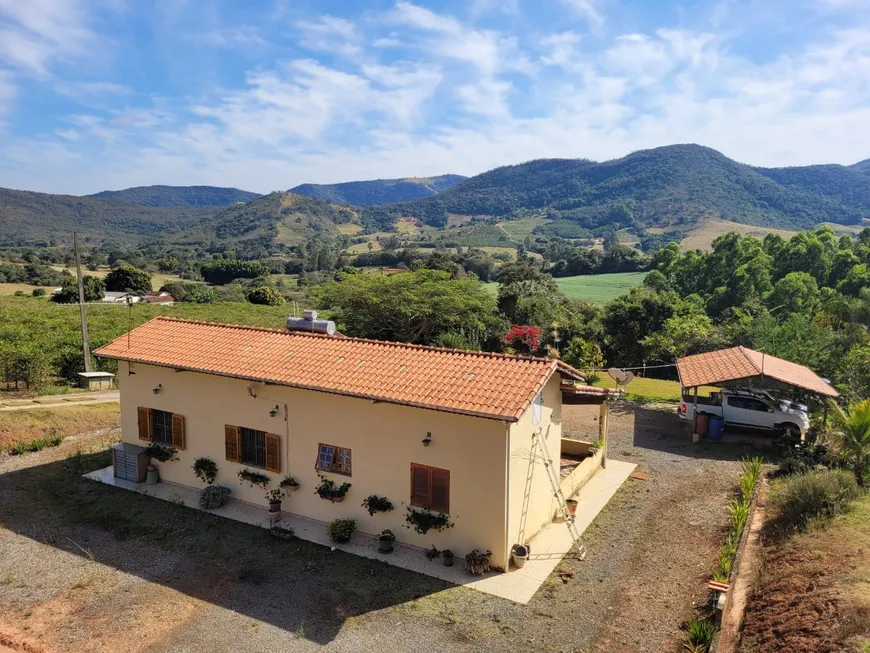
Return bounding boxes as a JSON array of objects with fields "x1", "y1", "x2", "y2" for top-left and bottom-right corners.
[
  {"x1": 431, "y1": 468, "x2": 450, "y2": 514},
  {"x1": 137, "y1": 407, "x2": 151, "y2": 442},
  {"x1": 225, "y1": 425, "x2": 240, "y2": 462},
  {"x1": 410, "y1": 464, "x2": 430, "y2": 507},
  {"x1": 171, "y1": 414, "x2": 185, "y2": 450},
  {"x1": 265, "y1": 434, "x2": 281, "y2": 473}
]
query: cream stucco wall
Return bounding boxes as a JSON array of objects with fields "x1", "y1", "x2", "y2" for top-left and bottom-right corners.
[
  {"x1": 117, "y1": 362, "x2": 514, "y2": 568},
  {"x1": 506, "y1": 373, "x2": 564, "y2": 551}
]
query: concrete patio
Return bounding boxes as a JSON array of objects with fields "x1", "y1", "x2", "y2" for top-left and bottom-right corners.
[{"x1": 85, "y1": 458, "x2": 635, "y2": 604}]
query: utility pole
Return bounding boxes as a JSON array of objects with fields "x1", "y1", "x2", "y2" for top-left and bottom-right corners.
[{"x1": 74, "y1": 232, "x2": 92, "y2": 373}]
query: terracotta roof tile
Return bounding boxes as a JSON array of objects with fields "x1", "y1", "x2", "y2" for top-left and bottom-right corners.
[
  {"x1": 95, "y1": 317, "x2": 585, "y2": 421},
  {"x1": 676, "y1": 346, "x2": 838, "y2": 397}
]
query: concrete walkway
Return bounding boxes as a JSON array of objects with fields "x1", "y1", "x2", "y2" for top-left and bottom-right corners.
[
  {"x1": 85, "y1": 458, "x2": 635, "y2": 604},
  {"x1": 0, "y1": 390, "x2": 119, "y2": 411}
]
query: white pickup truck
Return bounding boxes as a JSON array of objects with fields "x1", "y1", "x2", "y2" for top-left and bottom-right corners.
[{"x1": 678, "y1": 389, "x2": 810, "y2": 436}]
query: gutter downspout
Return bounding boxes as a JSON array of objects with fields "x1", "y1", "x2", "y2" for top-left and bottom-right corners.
[{"x1": 503, "y1": 420, "x2": 512, "y2": 572}]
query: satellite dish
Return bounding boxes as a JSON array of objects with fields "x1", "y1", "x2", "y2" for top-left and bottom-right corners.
[
  {"x1": 607, "y1": 368, "x2": 635, "y2": 387},
  {"x1": 607, "y1": 368, "x2": 627, "y2": 383}
]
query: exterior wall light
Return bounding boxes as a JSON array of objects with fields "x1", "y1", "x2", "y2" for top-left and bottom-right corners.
[
  {"x1": 422, "y1": 432, "x2": 432, "y2": 447},
  {"x1": 152, "y1": 383, "x2": 162, "y2": 395},
  {"x1": 269, "y1": 405, "x2": 279, "y2": 418}
]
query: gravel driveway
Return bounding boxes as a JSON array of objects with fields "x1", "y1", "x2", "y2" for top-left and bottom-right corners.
[{"x1": 0, "y1": 402, "x2": 776, "y2": 653}]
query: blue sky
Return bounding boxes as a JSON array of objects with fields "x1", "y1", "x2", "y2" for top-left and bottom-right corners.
[{"x1": 0, "y1": 0, "x2": 868, "y2": 195}]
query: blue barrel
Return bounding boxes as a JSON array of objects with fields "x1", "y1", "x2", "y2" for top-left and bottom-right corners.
[{"x1": 708, "y1": 415, "x2": 725, "y2": 440}]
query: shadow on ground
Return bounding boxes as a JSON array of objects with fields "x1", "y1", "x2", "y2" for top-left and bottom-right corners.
[
  {"x1": 0, "y1": 450, "x2": 451, "y2": 645},
  {"x1": 625, "y1": 403, "x2": 782, "y2": 463}
]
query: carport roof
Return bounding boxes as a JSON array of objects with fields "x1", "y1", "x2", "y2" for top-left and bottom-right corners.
[{"x1": 676, "y1": 346, "x2": 838, "y2": 397}]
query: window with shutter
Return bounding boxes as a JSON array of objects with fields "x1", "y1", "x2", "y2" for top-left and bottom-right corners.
[
  {"x1": 410, "y1": 463, "x2": 450, "y2": 513},
  {"x1": 265, "y1": 434, "x2": 281, "y2": 473},
  {"x1": 137, "y1": 407, "x2": 151, "y2": 441},
  {"x1": 150, "y1": 409, "x2": 174, "y2": 445},
  {"x1": 225, "y1": 425, "x2": 240, "y2": 462},
  {"x1": 171, "y1": 414, "x2": 185, "y2": 450},
  {"x1": 239, "y1": 427, "x2": 266, "y2": 467},
  {"x1": 315, "y1": 443, "x2": 351, "y2": 476}
]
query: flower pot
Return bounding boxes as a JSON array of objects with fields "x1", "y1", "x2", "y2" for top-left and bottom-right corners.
[
  {"x1": 268, "y1": 501, "x2": 282, "y2": 513},
  {"x1": 565, "y1": 499, "x2": 578, "y2": 517},
  {"x1": 331, "y1": 495, "x2": 345, "y2": 503},
  {"x1": 283, "y1": 484, "x2": 299, "y2": 492},
  {"x1": 443, "y1": 553, "x2": 454, "y2": 567},
  {"x1": 145, "y1": 467, "x2": 160, "y2": 485},
  {"x1": 378, "y1": 536, "x2": 394, "y2": 553},
  {"x1": 511, "y1": 544, "x2": 530, "y2": 569}
]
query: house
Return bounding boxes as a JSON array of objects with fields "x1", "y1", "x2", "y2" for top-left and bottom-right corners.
[
  {"x1": 141, "y1": 291, "x2": 175, "y2": 305},
  {"x1": 94, "y1": 316, "x2": 614, "y2": 571},
  {"x1": 102, "y1": 291, "x2": 141, "y2": 304}
]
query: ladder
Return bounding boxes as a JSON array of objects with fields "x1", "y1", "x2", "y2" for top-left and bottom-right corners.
[{"x1": 534, "y1": 430, "x2": 588, "y2": 560}]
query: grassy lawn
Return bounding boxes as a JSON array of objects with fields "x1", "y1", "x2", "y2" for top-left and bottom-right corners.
[
  {"x1": 0, "y1": 282, "x2": 45, "y2": 296},
  {"x1": 484, "y1": 271, "x2": 647, "y2": 304},
  {"x1": 593, "y1": 376, "x2": 718, "y2": 403},
  {"x1": 0, "y1": 402, "x2": 120, "y2": 450}
]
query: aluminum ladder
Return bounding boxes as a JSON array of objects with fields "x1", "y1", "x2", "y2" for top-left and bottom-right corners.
[{"x1": 534, "y1": 430, "x2": 588, "y2": 560}]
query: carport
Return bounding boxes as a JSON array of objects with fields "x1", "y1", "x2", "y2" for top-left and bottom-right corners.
[{"x1": 676, "y1": 346, "x2": 839, "y2": 437}]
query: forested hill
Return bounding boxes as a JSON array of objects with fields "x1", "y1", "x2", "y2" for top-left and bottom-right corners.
[
  {"x1": 367, "y1": 145, "x2": 870, "y2": 232},
  {"x1": 167, "y1": 192, "x2": 355, "y2": 253},
  {"x1": 853, "y1": 159, "x2": 870, "y2": 174},
  {"x1": 291, "y1": 174, "x2": 466, "y2": 206},
  {"x1": 0, "y1": 187, "x2": 220, "y2": 246},
  {"x1": 88, "y1": 185, "x2": 261, "y2": 207}
]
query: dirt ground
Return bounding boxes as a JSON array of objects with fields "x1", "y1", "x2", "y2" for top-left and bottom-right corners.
[
  {"x1": 739, "y1": 483, "x2": 870, "y2": 653},
  {"x1": 0, "y1": 403, "x2": 120, "y2": 449},
  {"x1": 0, "y1": 402, "x2": 774, "y2": 653}
]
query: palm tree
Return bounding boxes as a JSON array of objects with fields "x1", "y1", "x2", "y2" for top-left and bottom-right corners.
[{"x1": 829, "y1": 398, "x2": 870, "y2": 487}]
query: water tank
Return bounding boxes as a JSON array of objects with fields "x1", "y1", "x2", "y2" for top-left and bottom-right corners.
[{"x1": 286, "y1": 316, "x2": 336, "y2": 336}]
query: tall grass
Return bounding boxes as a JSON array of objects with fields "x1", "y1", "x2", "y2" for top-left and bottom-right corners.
[
  {"x1": 9, "y1": 434, "x2": 64, "y2": 455},
  {"x1": 770, "y1": 469, "x2": 860, "y2": 531}
]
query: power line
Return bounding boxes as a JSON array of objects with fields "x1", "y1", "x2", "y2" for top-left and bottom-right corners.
[{"x1": 575, "y1": 363, "x2": 678, "y2": 371}]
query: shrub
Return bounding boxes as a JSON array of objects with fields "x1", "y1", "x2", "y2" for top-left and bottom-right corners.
[
  {"x1": 683, "y1": 616, "x2": 715, "y2": 651},
  {"x1": 465, "y1": 549, "x2": 492, "y2": 576},
  {"x1": 379, "y1": 529, "x2": 396, "y2": 542},
  {"x1": 199, "y1": 485, "x2": 231, "y2": 509},
  {"x1": 425, "y1": 545, "x2": 440, "y2": 561},
  {"x1": 192, "y1": 457, "x2": 218, "y2": 485},
  {"x1": 361, "y1": 494, "x2": 394, "y2": 515},
  {"x1": 327, "y1": 518, "x2": 356, "y2": 543},
  {"x1": 32, "y1": 288, "x2": 46, "y2": 297},
  {"x1": 247, "y1": 286, "x2": 285, "y2": 306},
  {"x1": 771, "y1": 469, "x2": 860, "y2": 530}
]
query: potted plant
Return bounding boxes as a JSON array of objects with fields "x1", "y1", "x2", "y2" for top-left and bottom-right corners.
[
  {"x1": 362, "y1": 494, "x2": 394, "y2": 515},
  {"x1": 378, "y1": 529, "x2": 396, "y2": 553},
  {"x1": 280, "y1": 475, "x2": 300, "y2": 491},
  {"x1": 145, "y1": 443, "x2": 178, "y2": 484},
  {"x1": 315, "y1": 475, "x2": 351, "y2": 502},
  {"x1": 193, "y1": 457, "x2": 218, "y2": 485},
  {"x1": 146, "y1": 463, "x2": 159, "y2": 485},
  {"x1": 199, "y1": 485, "x2": 231, "y2": 509},
  {"x1": 465, "y1": 549, "x2": 492, "y2": 577},
  {"x1": 565, "y1": 499, "x2": 578, "y2": 517},
  {"x1": 404, "y1": 507, "x2": 454, "y2": 535},
  {"x1": 442, "y1": 549, "x2": 455, "y2": 567},
  {"x1": 238, "y1": 468, "x2": 270, "y2": 489},
  {"x1": 511, "y1": 544, "x2": 530, "y2": 569},
  {"x1": 424, "y1": 545, "x2": 441, "y2": 561},
  {"x1": 265, "y1": 488, "x2": 285, "y2": 513}
]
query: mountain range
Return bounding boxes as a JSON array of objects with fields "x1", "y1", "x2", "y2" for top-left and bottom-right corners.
[
  {"x1": 290, "y1": 174, "x2": 466, "y2": 206},
  {"x1": 1, "y1": 145, "x2": 868, "y2": 248}
]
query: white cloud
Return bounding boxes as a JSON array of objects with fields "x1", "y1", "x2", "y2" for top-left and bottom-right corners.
[
  {"x1": 295, "y1": 16, "x2": 361, "y2": 57},
  {"x1": 559, "y1": 0, "x2": 604, "y2": 27},
  {"x1": 0, "y1": 0, "x2": 96, "y2": 75},
  {"x1": 192, "y1": 26, "x2": 265, "y2": 48},
  {"x1": 0, "y1": 70, "x2": 15, "y2": 125}
]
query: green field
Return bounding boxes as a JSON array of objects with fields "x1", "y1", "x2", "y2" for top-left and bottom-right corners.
[{"x1": 486, "y1": 271, "x2": 647, "y2": 305}]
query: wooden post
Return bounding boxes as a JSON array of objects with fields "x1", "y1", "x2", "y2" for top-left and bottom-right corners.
[
  {"x1": 692, "y1": 386, "x2": 699, "y2": 440},
  {"x1": 599, "y1": 400, "x2": 608, "y2": 469},
  {"x1": 74, "y1": 232, "x2": 92, "y2": 373}
]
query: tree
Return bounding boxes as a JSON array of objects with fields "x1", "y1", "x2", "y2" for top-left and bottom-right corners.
[
  {"x1": 642, "y1": 312, "x2": 721, "y2": 360},
  {"x1": 562, "y1": 338, "x2": 605, "y2": 383},
  {"x1": 247, "y1": 286, "x2": 285, "y2": 306},
  {"x1": 502, "y1": 325, "x2": 541, "y2": 355},
  {"x1": 158, "y1": 257, "x2": 180, "y2": 272},
  {"x1": 312, "y1": 269, "x2": 505, "y2": 345},
  {"x1": 105, "y1": 266, "x2": 152, "y2": 294},
  {"x1": 828, "y1": 398, "x2": 870, "y2": 487},
  {"x1": 766, "y1": 272, "x2": 820, "y2": 317},
  {"x1": 183, "y1": 285, "x2": 220, "y2": 303},
  {"x1": 51, "y1": 276, "x2": 105, "y2": 303}
]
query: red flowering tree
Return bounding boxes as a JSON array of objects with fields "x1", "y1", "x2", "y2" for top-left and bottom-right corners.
[{"x1": 502, "y1": 324, "x2": 541, "y2": 355}]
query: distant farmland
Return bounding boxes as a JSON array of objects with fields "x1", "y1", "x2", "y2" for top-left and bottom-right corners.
[{"x1": 486, "y1": 271, "x2": 647, "y2": 305}]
